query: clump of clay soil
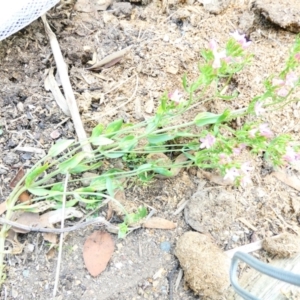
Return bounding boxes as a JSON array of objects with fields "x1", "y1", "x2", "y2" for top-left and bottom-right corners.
[
  {"x1": 175, "y1": 231, "x2": 230, "y2": 299},
  {"x1": 184, "y1": 188, "x2": 237, "y2": 233},
  {"x1": 263, "y1": 232, "x2": 300, "y2": 258}
]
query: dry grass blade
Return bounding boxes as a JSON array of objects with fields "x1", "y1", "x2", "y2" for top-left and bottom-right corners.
[
  {"x1": 41, "y1": 15, "x2": 92, "y2": 154},
  {"x1": 86, "y1": 46, "x2": 132, "y2": 70}
]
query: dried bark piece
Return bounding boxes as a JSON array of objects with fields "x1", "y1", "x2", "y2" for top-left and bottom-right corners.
[{"x1": 143, "y1": 217, "x2": 176, "y2": 229}]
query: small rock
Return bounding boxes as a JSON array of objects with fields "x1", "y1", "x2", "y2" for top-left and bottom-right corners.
[
  {"x1": 199, "y1": 0, "x2": 231, "y2": 14},
  {"x1": 22, "y1": 269, "x2": 29, "y2": 277},
  {"x1": 11, "y1": 288, "x2": 18, "y2": 298},
  {"x1": 231, "y1": 235, "x2": 239, "y2": 242},
  {"x1": 111, "y1": 2, "x2": 132, "y2": 17},
  {"x1": 50, "y1": 130, "x2": 61, "y2": 139},
  {"x1": 17, "y1": 102, "x2": 24, "y2": 112},
  {"x1": 160, "y1": 241, "x2": 171, "y2": 252},
  {"x1": 252, "y1": 0, "x2": 300, "y2": 33},
  {"x1": 4, "y1": 152, "x2": 19, "y2": 165},
  {"x1": 80, "y1": 172, "x2": 98, "y2": 187}
]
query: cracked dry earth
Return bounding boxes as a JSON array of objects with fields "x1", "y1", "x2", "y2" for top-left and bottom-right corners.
[{"x1": 1, "y1": 0, "x2": 300, "y2": 299}]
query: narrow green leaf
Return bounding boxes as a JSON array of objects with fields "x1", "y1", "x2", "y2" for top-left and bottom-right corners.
[
  {"x1": 89, "y1": 178, "x2": 107, "y2": 191},
  {"x1": 91, "y1": 124, "x2": 104, "y2": 138},
  {"x1": 147, "y1": 133, "x2": 175, "y2": 144},
  {"x1": 58, "y1": 152, "x2": 86, "y2": 173},
  {"x1": 105, "y1": 119, "x2": 123, "y2": 137},
  {"x1": 120, "y1": 135, "x2": 137, "y2": 151},
  {"x1": 118, "y1": 223, "x2": 128, "y2": 239},
  {"x1": 106, "y1": 177, "x2": 114, "y2": 197},
  {"x1": 25, "y1": 164, "x2": 49, "y2": 187},
  {"x1": 90, "y1": 136, "x2": 114, "y2": 146},
  {"x1": 69, "y1": 161, "x2": 103, "y2": 174},
  {"x1": 53, "y1": 199, "x2": 78, "y2": 209},
  {"x1": 153, "y1": 167, "x2": 173, "y2": 177},
  {"x1": 103, "y1": 151, "x2": 125, "y2": 158},
  {"x1": 194, "y1": 112, "x2": 222, "y2": 127},
  {"x1": 28, "y1": 188, "x2": 60, "y2": 197},
  {"x1": 48, "y1": 139, "x2": 74, "y2": 157}
]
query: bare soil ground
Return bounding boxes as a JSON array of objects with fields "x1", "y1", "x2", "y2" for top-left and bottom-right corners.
[{"x1": 1, "y1": 0, "x2": 300, "y2": 299}]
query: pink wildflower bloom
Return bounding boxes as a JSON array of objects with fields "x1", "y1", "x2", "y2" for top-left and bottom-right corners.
[
  {"x1": 254, "y1": 101, "x2": 265, "y2": 116},
  {"x1": 295, "y1": 53, "x2": 300, "y2": 62},
  {"x1": 276, "y1": 87, "x2": 289, "y2": 97},
  {"x1": 209, "y1": 39, "x2": 227, "y2": 69},
  {"x1": 272, "y1": 78, "x2": 285, "y2": 86},
  {"x1": 249, "y1": 128, "x2": 258, "y2": 138},
  {"x1": 219, "y1": 153, "x2": 232, "y2": 164},
  {"x1": 230, "y1": 30, "x2": 251, "y2": 49},
  {"x1": 259, "y1": 124, "x2": 273, "y2": 138},
  {"x1": 168, "y1": 90, "x2": 182, "y2": 104},
  {"x1": 212, "y1": 50, "x2": 227, "y2": 69},
  {"x1": 233, "y1": 148, "x2": 241, "y2": 155},
  {"x1": 224, "y1": 167, "x2": 240, "y2": 182},
  {"x1": 209, "y1": 39, "x2": 218, "y2": 51},
  {"x1": 283, "y1": 146, "x2": 298, "y2": 163},
  {"x1": 285, "y1": 72, "x2": 298, "y2": 87},
  {"x1": 200, "y1": 134, "x2": 216, "y2": 149},
  {"x1": 240, "y1": 175, "x2": 252, "y2": 187},
  {"x1": 241, "y1": 162, "x2": 253, "y2": 174}
]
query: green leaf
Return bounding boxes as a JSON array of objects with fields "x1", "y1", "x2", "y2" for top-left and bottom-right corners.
[
  {"x1": 103, "y1": 151, "x2": 125, "y2": 158},
  {"x1": 25, "y1": 164, "x2": 49, "y2": 187},
  {"x1": 119, "y1": 135, "x2": 137, "y2": 151},
  {"x1": 58, "y1": 152, "x2": 86, "y2": 173},
  {"x1": 105, "y1": 119, "x2": 123, "y2": 137},
  {"x1": 90, "y1": 136, "x2": 114, "y2": 146},
  {"x1": 48, "y1": 139, "x2": 74, "y2": 157},
  {"x1": 69, "y1": 161, "x2": 103, "y2": 174},
  {"x1": 89, "y1": 178, "x2": 107, "y2": 191},
  {"x1": 137, "y1": 163, "x2": 153, "y2": 173},
  {"x1": 182, "y1": 74, "x2": 188, "y2": 91},
  {"x1": 53, "y1": 199, "x2": 78, "y2": 209},
  {"x1": 91, "y1": 124, "x2": 104, "y2": 138},
  {"x1": 216, "y1": 91, "x2": 238, "y2": 100},
  {"x1": 147, "y1": 134, "x2": 174, "y2": 144},
  {"x1": 106, "y1": 177, "x2": 115, "y2": 197},
  {"x1": 125, "y1": 206, "x2": 147, "y2": 225},
  {"x1": 118, "y1": 223, "x2": 128, "y2": 239},
  {"x1": 28, "y1": 188, "x2": 60, "y2": 197},
  {"x1": 50, "y1": 183, "x2": 64, "y2": 201},
  {"x1": 153, "y1": 167, "x2": 173, "y2": 177},
  {"x1": 194, "y1": 112, "x2": 222, "y2": 127}
]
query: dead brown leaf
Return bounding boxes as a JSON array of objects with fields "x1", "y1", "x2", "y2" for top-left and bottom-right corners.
[
  {"x1": 0, "y1": 201, "x2": 7, "y2": 215},
  {"x1": 12, "y1": 212, "x2": 40, "y2": 233},
  {"x1": 199, "y1": 170, "x2": 234, "y2": 186},
  {"x1": 83, "y1": 231, "x2": 114, "y2": 277},
  {"x1": 18, "y1": 191, "x2": 31, "y2": 203},
  {"x1": 43, "y1": 233, "x2": 58, "y2": 244},
  {"x1": 9, "y1": 167, "x2": 25, "y2": 188},
  {"x1": 273, "y1": 171, "x2": 300, "y2": 191},
  {"x1": 143, "y1": 217, "x2": 177, "y2": 229}
]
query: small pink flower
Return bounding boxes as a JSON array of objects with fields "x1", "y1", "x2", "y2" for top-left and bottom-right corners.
[
  {"x1": 200, "y1": 134, "x2": 216, "y2": 149},
  {"x1": 224, "y1": 167, "x2": 240, "y2": 182},
  {"x1": 272, "y1": 78, "x2": 285, "y2": 86},
  {"x1": 249, "y1": 128, "x2": 258, "y2": 138},
  {"x1": 259, "y1": 124, "x2": 273, "y2": 138},
  {"x1": 230, "y1": 30, "x2": 251, "y2": 49},
  {"x1": 254, "y1": 101, "x2": 265, "y2": 116},
  {"x1": 209, "y1": 39, "x2": 218, "y2": 51},
  {"x1": 285, "y1": 72, "x2": 298, "y2": 87},
  {"x1": 241, "y1": 162, "x2": 253, "y2": 174},
  {"x1": 233, "y1": 148, "x2": 241, "y2": 155},
  {"x1": 295, "y1": 53, "x2": 300, "y2": 62},
  {"x1": 212, "y1": 50, "x2": 227, "y2": 69},
  {"x1": 283, "y1": 146, "x2": 299, "y2": 163},
  {"x1": 240, "y1": 175, "x2": 252, "y2": 187},
  {"x1": 276, "y1": 87, "x2": 289, "y2": 97},
  {"x1": 209, "y1": 39, "x2": 227, "y2": 69},
  {"x1": 219, "y1": 153, "x2": 232, "y2": 164},
  {"x1": 168, "y1": 90, "x2": 182, "y2": 104}
]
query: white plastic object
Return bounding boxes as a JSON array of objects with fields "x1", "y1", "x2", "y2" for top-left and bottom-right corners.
[{"x1": 0, "y1": 0, "x2": 60, "y2": 41}]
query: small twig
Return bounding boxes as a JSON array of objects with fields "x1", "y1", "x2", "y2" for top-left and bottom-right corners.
[
  {"x1": 0, "y1": 216, "x2": 115, "y2": 233},
  {"x1": 53, "y1": 172, "x2": 69, "y2": 297}
]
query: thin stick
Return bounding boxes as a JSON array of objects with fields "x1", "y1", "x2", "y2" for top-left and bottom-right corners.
[
  {"x1": 41, "y1": 15, "x2": 92, "y2": 154},
  {"x1": 53, "y1": 172, "x2": 69, "y2": 297},
  {"x1": 0, "y1": 216, "x2": 115, "y2": 233}
]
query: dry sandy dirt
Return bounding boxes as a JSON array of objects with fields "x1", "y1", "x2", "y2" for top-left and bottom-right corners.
[{"x1": 1, "y1": 0, "x2": 300, "y2": 299}]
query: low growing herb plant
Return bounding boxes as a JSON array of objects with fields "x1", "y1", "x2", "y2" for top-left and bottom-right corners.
[{"x1": 0, "y1": 32, "x2": 300, "y2": 284}]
